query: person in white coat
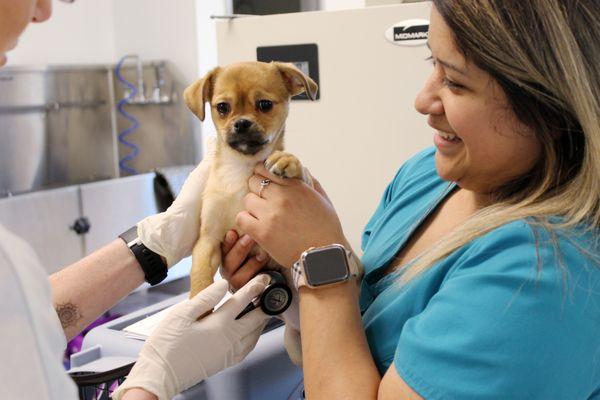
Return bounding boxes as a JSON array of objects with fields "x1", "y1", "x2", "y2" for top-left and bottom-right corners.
[{"x1": 0, "y1": 1, "x2": 273, "y2": 399}]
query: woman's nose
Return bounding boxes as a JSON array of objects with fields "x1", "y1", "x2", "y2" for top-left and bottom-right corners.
[
  {"x1": 414, "y1": 71, "x2": 444, "y2": 116},
  {"x1": 32, "y1": 0, "x2": 52, "y2": 23}
]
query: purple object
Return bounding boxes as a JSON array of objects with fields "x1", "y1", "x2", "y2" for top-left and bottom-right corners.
[{"x1": 64, "y1": 314, "x2": 121, "y2": 369}]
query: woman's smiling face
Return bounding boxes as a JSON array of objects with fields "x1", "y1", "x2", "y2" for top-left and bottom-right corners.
[{"x1": 414, "y1": 6, "x2": 541, "y2": 195}]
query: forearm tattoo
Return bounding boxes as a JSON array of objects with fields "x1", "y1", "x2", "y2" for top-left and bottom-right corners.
[{"x1": 55, "y1": 302, "x2": 82, "y2": 330}]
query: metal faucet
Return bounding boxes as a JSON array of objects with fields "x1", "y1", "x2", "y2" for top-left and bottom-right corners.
[
  {"x1": 120, "y1": 55, "x2": 146, "y2": 104},
  {"x1": 119, "y1": 56, "x2": 172, "y2": 105},
  {"x1": 135, "y1": 56, "x2": 146, "y2": 103},
  {"x1": 152, "y1": 63, "x2": 169, "y2": 103}
]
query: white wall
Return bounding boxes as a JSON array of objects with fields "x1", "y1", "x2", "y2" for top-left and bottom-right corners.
[
  {"x1": 113, "y1": 0, "x2": 199, "y2": 84},
  {"x1": 8, "y1": 0, "x2": 116, "y2": 66},
  {"x1": 320, "y1": 0, "x2": 365, "y2": 10},
  {"x1": 6, "y1": 0, "x2": 374, "y2": 77},
  {"x1": 193, "y1": 0, "x2": 229, "y2": 150},
  {"x1": 7, "y1": 0, "x2": 201, "y2": 85}
]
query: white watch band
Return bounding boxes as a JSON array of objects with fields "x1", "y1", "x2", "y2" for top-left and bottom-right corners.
[
  {"x1": 292, "y1": 246, "x2": 361, "y2": 289},
  {"x1": 291, "y1": 260, "x2": 308, "y2": 289}
]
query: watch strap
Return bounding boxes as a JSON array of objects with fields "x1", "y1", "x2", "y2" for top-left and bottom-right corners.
[
  {"x1": 119, "y1": 226, "x2": 168, "y2": 286},
  {"x1": 291, "y1": 260, "x2": 308, "y2": 289}
]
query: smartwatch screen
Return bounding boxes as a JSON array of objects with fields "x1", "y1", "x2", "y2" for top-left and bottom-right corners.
[{"x1": 304, "y1": 246, "x2": 350, "y2": 286}]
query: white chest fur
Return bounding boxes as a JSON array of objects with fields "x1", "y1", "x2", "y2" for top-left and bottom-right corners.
[{"x1": 200, "y1": 145, "x2": 272, "y2": 238}]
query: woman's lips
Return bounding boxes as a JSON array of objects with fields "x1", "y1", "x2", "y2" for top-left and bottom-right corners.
[{"x1": 433, "y1": 130, "x2": 462, "y2": 150}]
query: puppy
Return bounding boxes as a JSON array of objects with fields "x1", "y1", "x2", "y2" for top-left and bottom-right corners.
[{"x1": 183, "y1": 61, "x2": 318, "y2": 300}]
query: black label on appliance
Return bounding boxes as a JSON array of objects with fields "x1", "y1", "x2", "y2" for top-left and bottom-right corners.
[{"x1": 393, "y1": 25, "x2": 429, "y2": 41}]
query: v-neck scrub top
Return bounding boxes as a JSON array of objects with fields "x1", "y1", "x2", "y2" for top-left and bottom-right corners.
[{"x1": 359, "y1": 147, "x2": 600, "y2": 399}]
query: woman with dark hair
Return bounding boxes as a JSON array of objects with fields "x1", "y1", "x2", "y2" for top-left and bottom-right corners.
[{"x1": 229, "y1": 1, "x2": 600, "y2": 398}]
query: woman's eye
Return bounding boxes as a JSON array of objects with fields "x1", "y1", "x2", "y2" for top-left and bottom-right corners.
[
  {"x1": 216, "y1": 102, "x2": 230, "y2": 115},
  {"x1": 425, "y1": 55, "x2": 435, "y2": 66},
  {"x1": 257, "y1": 100, "x2": 273, "y2": 112},
  {"x1": 442, "y1": 77, "x2": 464, "y2": 90}
]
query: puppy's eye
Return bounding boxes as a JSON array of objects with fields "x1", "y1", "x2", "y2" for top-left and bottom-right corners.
[
  {"x1": 257, "y1": 100, "x2": 273, "y2": 112},
  {"x1": 216, "y1": 102, "x2": 230, "y2": 115}
]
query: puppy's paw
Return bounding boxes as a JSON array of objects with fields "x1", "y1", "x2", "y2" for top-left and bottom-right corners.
[{"x1": 265, "y1": 151, "x2": 304, "y2": 179}]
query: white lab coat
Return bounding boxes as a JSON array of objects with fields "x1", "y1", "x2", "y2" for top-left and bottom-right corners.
[{"x1": 0, "y1": 224, "x2": 78, "y2": 399}]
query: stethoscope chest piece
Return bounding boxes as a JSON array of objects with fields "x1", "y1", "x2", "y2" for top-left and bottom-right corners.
[
  {"x1": 259, "y1": 271, "x2": 292, "y2": 315},
  {"x1": 235, "y1": 270, "x2": 292, "y2": 320}
]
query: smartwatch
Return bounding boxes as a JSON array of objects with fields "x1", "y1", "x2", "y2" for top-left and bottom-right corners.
[
  {"x1": 292, "y1": 244, "x2": 361, "y2": 289},
  {"x1": 119, "y1": 225, "x2": 168, "y2": 286}
]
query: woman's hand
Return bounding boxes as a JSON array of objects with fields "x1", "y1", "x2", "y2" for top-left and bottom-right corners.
[
  {"x1": 236, "y1": 164, "x2": 348, "y2": 268},
  {"x1": 112, "y1": 276, "x2": 271, "y2": 400},
  {"x1": 220, "y1": 230, "x2": 271, "y2": 290}
]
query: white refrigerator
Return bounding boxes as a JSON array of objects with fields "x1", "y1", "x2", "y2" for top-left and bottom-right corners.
[{"x1": 214, "y1": 2, "x2": 433, "y2": 253}]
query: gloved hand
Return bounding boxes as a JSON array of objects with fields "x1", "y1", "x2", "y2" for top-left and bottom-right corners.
[
  {"x1": 137, "y1": 138, "x2": 216, "y2": 267},
  {"x1": 112, "y1": 275, "x2": 271, "y2": 400}
]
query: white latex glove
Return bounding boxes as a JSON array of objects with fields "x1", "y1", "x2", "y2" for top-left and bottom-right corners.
[
  {"x1": 112, "y1": 275, "x2": 271, "y2": 400},
  {"x1": 137, "y1": 137, "x2": 216, "y2": 267}
]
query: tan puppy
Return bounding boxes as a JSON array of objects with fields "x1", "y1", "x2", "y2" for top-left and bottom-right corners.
[{"x1": 184, "y1": 61, "x2": 318, "y2": 299}]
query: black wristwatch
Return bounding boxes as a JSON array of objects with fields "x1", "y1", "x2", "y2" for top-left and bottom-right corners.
[{"x1": 119, "y1": 226, "x2": 168, "y2": 286}]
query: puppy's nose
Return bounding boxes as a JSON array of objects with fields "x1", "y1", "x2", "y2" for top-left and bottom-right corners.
[{"x1": 234, "y1": 119, "x2": 253, "y2": 134}]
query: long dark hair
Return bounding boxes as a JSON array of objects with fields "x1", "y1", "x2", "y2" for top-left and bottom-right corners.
[{"x1": 402, "y1": 0, "x2": 599, "y2": 282}]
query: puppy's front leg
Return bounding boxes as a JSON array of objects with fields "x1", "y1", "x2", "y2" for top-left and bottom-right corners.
[
  {"x1": 189, "y1": 197, "x2": 225, "y2": 298},
  {"x1": 190, "y1": 236, "x2": 221, "y2": 298},
  {"x1": 265, "y1": 151, "x2": 313, "y2": 186}
]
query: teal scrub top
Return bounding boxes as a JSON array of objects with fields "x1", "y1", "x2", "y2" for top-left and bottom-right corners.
[{"x1": 359, "y1": 147, "x2": 600, "y2": 399}]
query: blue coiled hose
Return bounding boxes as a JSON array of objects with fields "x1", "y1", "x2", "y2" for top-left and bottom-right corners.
[{"x1": 115, "y1": 55, "x2": 140, "y2": 175}]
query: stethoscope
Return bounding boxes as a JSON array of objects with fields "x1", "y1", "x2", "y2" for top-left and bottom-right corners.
[{"x1": 235, "y1": 270, "x2": 292, "y2": 320}]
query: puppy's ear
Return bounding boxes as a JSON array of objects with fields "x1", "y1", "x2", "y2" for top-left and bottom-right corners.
[
  {"x1": 183, "y1": 67, "x2": 220, "y2": 121},
  {"x1": 273, "y1": 62, "x2": 318, "y2": 101}
]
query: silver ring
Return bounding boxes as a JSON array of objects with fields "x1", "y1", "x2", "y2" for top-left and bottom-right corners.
[{"x1": 258, "y1": 179, "x2": 271, "y2": 198}]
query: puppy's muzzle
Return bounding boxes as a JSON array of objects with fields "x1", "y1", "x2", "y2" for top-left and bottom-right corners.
[
  {"x1": 234, "y1": 118, "x2": 253, "y2": 134},
  {"x1": 227, "y1": 119, "x2": 268, "y2": 155}
]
